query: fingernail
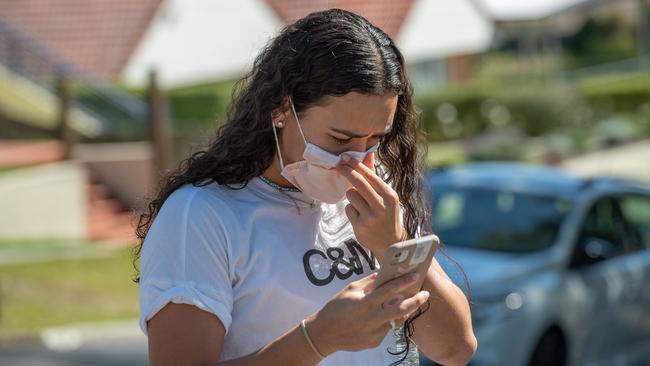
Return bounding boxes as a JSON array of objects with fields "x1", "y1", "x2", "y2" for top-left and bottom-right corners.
[
  {"x1": 419, "y1": 290, "x2": 430, "y2": 299},
  {"x1": 408, "y1": 273, "x2": 420, "y2": 282}
]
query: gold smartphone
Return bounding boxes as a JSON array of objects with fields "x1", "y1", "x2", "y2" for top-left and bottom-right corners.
[{"x1": 372, "y1": 234, "x2": 440, "y2": 299}]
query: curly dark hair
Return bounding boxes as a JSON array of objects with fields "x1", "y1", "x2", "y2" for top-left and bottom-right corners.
[{"x1": 131, "y1": 8, "x2": 440, "y2": 365}]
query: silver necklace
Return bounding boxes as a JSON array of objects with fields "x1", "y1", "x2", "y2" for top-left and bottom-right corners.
[
  {"x1": 258, "y1": 175, "x2": 316, "y2": 215},
  {"x1": 259, "y1": 174, "x2": 301, "y2": 192}
]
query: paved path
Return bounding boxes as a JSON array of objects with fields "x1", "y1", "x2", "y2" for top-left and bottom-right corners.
[
  {"x1": 560, "y1": 139, "x2": 650, "y2": 183},
  {"x1": 0, "y1": 239, "x2": 129, "y2": 266},
  {"x1": 0, "y1": 319, "x2": 148, "y2": 366},
  {"x1": 0, "y1": 139, "x2": 64, "y2": 167}
]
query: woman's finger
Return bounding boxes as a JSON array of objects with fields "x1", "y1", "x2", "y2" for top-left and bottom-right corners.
[
  {"x1": 338, "y1": 163, "x2": 384, "y2": 211},
  {"x1": 396, "y1": 306, "x2": 420, "y2": 325},
  {"x1": 388, "y1": 313, "x2": 411, "y2": 330},
  {"x1": 378, "y1": 322, "x2": 392, "y2": 333},
  {"x1": 361, "y1": 272, "x2": 379, "y2": 294},
  {"x1": 353, "y1": 271, "x2": 378, "y2": 291},
  {"x1": 345, "y1": 188, "x2": 371, "y2": 217},
  {"x1": 342, "y1": 155, "x2": 395, "y2": 203},
  {"x1": 381, "y1": 294, "x2": 405, "y2": 309},
  {"x1": 365, "y1": 272, "x2": 420, "y2": 305},
  {"x1": 378, "y1": 290, "x2": 430, "y2": 323},
  {"x1": 362, "y1": 151, "x2": 377, "y2": 173},
  {"x1": 344, "y1": 203, "x2": 360, "y2": 225}
]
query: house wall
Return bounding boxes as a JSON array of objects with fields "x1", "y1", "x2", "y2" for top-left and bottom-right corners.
[
  {"x1": 121, "y1": 0, "x2": 283, "y2": 88},
  {"x1": 397, "y1": 0, "x2": 493, "y2": 63},
  {"x1": 397, "y1": 0, "x2": 492, "y2": 91},
  {"x1": 0, "y1": 161, "x2": 86, "y2": 239},
  {"x1": 71, "y1": 142, "x2": 155, "y2": 209},
  {"x1": 122, "y1": 0, "x2": 494, "y2": 90},
  {"x1": 446, "y1": 53, "x2": 477, "y2": 86}
]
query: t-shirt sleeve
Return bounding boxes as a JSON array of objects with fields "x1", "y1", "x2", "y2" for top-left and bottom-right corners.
[{"x1": 138, "y1": 185, "x2": 234, "y2": 337}]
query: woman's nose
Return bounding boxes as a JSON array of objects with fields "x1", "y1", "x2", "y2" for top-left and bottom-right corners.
[{"x1": 350, "y1": 139, "x2": 371, "y2": 152}]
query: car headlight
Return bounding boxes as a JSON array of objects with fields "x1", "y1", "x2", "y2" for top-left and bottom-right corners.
[{"x1": 471, "y1": 291, "x2": 526, "y2": 327}]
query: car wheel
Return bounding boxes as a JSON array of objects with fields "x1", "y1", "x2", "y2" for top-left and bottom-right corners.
[{"x1": 529, "y1": 328, "x2": 566, "y2": 366}]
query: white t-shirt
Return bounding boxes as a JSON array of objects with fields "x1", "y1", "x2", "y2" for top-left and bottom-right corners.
[{"x1": 138, "y1": 175, "x2": 420, "y2": 365}]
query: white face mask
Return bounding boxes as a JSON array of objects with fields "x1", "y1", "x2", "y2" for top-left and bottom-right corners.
[{"x1": 271, "y1": 96, "x2": 380, "y2": 204}]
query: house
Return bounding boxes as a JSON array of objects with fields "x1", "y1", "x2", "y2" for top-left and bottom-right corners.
[
  {"x1": 0, "y1": 0, "x2": 163, "y2": 81},
  {"x1": 0, "y1": 1, "x2": 495, "y2": 242},
  {"x1": 475, "y1": 0, "x2": 648, "y2": 72},
  {"x1": 0, "y1": 0, "x2": 494, "y2": 91}
]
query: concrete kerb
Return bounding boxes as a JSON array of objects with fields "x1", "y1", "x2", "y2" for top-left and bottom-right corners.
[{"x1": 0, "y1": 318, "x2": 143, "y2": 350}]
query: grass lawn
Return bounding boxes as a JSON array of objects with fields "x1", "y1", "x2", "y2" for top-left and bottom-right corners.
[
  {"x1": 0, "y1": 241, "x2": 140, "y2": 342},
  {"x1": 0, "y1": 166, "x2": 21, "y2": 175},
  {"x1": 426, "y1": 141, "x2": 467, "y2": 168}
]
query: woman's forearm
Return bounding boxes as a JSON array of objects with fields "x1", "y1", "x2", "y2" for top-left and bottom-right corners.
[
  {"x1": 410, "y1": 259, "x2": 477, "y2": 366},
  {"x1": 206, "y1": 317, "x2": 325, "y2": 366}
]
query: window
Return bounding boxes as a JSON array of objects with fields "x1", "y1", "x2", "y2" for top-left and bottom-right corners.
[
  {"x1": 430, "y1": 185, "x2": 572, "y2": 253},
  {"x1": 577, "y1": 196, "x2": 644, "y2": 258},
  {"x1": 619, "y1": 195, "x2": 650, "y2": 250}
]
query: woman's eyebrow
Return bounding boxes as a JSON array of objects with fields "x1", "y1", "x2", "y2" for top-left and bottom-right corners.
[{"x1": 330, "y1": 126, "x2": 392, "y2": 138}]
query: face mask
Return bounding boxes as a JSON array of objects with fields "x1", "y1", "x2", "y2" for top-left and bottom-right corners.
[{"x1": 271, "y1": 96, "x2": 380, "y2": 204}]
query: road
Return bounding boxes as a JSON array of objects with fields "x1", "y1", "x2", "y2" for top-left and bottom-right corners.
[{"x1": 0, "y1": 319, "x2": 148, "y2": 366}]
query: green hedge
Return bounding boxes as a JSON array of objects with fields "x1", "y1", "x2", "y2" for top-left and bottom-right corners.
[
  {"x1": 579, "y1": 73, "x2": 650, "y2": 115},
  {"x1": 169, "y1": 80, "x2": 235, "y2": 121},
  {"x1": 414, "y1": 82, "x2": 581, "y2": 142},
  {"x1": 414, "y1": 75, "x2": 650, "y2": 143},
  {"x1": 107, "y1": 75, "x2": 650, "y2": 149}
]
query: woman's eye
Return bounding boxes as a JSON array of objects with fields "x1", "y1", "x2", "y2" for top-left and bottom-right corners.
[{"x1": 331, "y1": 136, "x2": 351, "y2": 145}]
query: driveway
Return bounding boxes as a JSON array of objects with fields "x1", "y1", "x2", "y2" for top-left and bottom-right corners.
[{"x1": 0, "y1": 319, "x2": 147, "y2": 366}]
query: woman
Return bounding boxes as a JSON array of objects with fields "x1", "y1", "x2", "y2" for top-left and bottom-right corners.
[{"x1": 133, "y1": 8, "x2": 476, "y2": 366}]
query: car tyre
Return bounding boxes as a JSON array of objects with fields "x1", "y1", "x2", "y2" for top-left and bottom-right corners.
[{"x1": 529, "y1": 328, "x2": 566, "y2": 366}]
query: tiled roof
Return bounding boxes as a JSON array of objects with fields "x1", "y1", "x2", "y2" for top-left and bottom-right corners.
[
  {"x1": 0, "y1": 0, "x2": 162, "y2": 80},
  {"x1": 264, "y1": 0, "x2": 415, "y2": 39},
  {"x1": 0, "y1": 0, "x2": 414, "y2": 81}
]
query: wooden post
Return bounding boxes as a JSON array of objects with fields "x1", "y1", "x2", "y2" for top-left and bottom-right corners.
[
  {"x1": 148, "y1": 69, "x2": 172, "y2": 178},
  {"x1": 638, "y1": 0, "x2": 649, "y2": 65},
  {"x1": 0, "y1": 276, "x2": 3, "y2": 326},
  {"x1": 56, "y1": 72, "x2": 75, "y2": 160}
]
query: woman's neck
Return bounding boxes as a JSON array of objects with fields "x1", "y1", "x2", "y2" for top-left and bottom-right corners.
[{"x1": 262, "y1": 157, "x2": 299, "y2": 190}]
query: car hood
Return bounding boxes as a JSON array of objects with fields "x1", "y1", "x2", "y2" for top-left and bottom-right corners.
[{"x1": 435, "y1": 245, "x2": 555, "y2": 290}]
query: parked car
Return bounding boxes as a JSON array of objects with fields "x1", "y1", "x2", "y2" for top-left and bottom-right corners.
[{"x1": 419, "y1": 162, "x2": 650, "y2": 366}]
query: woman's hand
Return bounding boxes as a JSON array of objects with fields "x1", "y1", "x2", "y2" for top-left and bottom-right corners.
[
  {"x1": 337, "y1": 151, "x2": 406, "y2": 263},
  {"x1": 305, "y1": 271, "x2": 430, "y2": 356}
]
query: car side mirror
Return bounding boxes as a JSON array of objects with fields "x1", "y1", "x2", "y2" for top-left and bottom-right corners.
[{"x1": 571, "y1": 237, "x2": 617, "y2": 268}]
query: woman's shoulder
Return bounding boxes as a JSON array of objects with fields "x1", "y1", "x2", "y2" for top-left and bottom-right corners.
[
  {"x1": 144, "y1": 181, "x2": 239, "y2": 257},
  {"x1": 160, "y1": 180, "x2": 239, "y2": 224}
]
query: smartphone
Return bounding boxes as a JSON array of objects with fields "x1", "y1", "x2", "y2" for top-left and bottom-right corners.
[{"x1": 371, "y1": 234, "x2": 440, "y2": 299}]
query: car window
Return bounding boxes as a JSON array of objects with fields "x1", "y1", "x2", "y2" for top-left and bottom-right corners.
[
  {"x1": 430, "y1": 185, "x2": 572, "y2": 253},
  {"x1": 578, "y1": 197, "x2": 643, "y2": 257},
  {"x1": 619, "y1": 195, "x2": 650, "y2": 250}
]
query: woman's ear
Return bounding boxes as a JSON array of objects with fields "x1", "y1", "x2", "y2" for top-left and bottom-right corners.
[{"x1": 271, "y1": 96, "x2": 291, "y2": 126}]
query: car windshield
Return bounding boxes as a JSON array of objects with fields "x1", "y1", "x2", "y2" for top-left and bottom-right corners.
[{"x1": 429, "y1": 184, "x2": 573, "y2": 253}]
